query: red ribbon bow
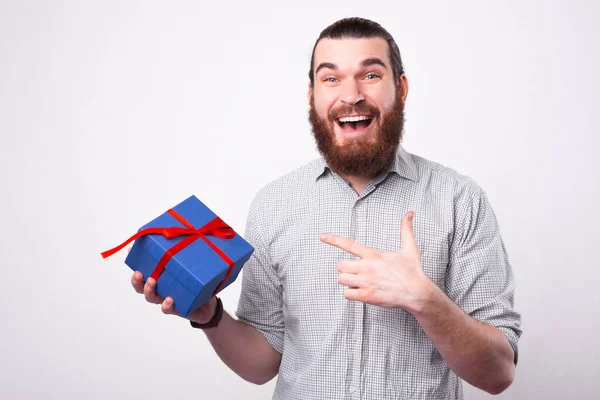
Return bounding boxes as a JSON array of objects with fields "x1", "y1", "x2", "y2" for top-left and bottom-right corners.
[{"x1": 102, "y1": 209, "x2": 236, "y2": 296}]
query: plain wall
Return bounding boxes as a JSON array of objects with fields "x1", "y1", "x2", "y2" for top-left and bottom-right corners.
[{"x1": 1, "y1": 0, "x2": 598, "y2": 399}]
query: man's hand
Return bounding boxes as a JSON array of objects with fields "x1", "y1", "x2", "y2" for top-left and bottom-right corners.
[
  {"x1": 320, "y1": 210, "x2": 434, "y2": 312},
  {"x1": 130, "y1": 271, "x2": 217, "y2": 324}
]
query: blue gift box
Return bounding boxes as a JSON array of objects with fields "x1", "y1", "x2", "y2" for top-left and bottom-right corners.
[{"x1": 124, "y1": 195, "x2": 254, "y2": 317}]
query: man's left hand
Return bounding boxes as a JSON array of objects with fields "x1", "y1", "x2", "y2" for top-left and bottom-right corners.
[{"x1": 320, "y1": 211, "x2": 434, "y2": 312}]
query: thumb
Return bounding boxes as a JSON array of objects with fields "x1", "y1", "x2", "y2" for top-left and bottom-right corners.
[{"x1": 400, "y1": 211, "x2": 418, "y2": 255}]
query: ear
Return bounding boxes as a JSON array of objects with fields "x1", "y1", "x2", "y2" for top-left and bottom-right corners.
[
  {"x1": 398, "y1": 74, "x2": 409, "y2": 103},
  {"x1": 307, "y1": 82, "x2": 313, "y2": 103}
]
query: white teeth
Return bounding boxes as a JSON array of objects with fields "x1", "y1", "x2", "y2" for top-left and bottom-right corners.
[{"x1": 338, "y1": 115, "x2": 371, "y2": 123}]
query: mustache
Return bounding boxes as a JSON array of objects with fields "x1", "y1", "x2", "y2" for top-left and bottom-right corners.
[{"x1": 328, "y1": 103, "x2": 381, "y2": 122}]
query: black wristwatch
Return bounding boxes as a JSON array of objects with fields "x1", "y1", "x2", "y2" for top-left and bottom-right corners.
[{"x1": 190, "y1": 297, "x2": 223, "y2": 329}]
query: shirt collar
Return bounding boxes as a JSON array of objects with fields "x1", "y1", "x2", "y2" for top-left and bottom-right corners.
[{"x1": 313, "y1": 144, "x2": 419, "y2": 183}]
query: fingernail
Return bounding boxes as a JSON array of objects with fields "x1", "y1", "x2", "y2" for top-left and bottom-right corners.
[
  {"x1": 409, "y1": 211, "x2": 414, "y2": 222},
  {"x1": 320, "y1": 234, "x2": 327, "y2": 241}
]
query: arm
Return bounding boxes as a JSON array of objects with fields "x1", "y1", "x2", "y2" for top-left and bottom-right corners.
[
  {"x1": 132, "y1": 273, "x2": 281, "y2": 385},
  {"x1": 201, "y1": 298, "x2": 282, "y2": 384},
  {"x1": 130, "y1": 193, "x2": 286, "y2": 384},
  {"x1": 430, "y1": 186, "x2": 521, "y2": 393},
  {"x1": 193, "y1": 192, "x2": 288, "y2": 384},
  {"x1": 409, "y1": 280, "x2": 515, "y2": 394},
  {"x1": 320, "y1": 205, "x2": 521, "y2": 395}
]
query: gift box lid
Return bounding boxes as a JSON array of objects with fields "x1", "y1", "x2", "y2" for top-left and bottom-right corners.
[{"x1": 137, "y1": 195, "x2": 253, "y2": 294}]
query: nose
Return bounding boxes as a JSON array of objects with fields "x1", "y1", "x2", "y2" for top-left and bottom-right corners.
[{"x1": 339, "y1": 79, "x2": 364, "y2": 105}]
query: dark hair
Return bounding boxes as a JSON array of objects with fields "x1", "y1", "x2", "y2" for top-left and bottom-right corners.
[{"x1": 308, "y1": 17, "x2": 404, "y2": 86}]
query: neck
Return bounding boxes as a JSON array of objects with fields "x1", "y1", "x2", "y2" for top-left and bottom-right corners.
[{"x1": 338, "y1": 173, "x2": 373, "y2": 195}]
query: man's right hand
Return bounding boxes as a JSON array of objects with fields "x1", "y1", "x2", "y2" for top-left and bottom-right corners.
[{"x1": 130, "y1": 271, "x2": 218, "y2": 324}]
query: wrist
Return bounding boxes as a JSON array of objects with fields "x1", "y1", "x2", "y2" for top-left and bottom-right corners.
[
  {"x1": 406, "y1": 277, "x2": 443, "y2": 317},
  {"x1": 190, "y1": 297, "x2": 223, "y2": 329}
]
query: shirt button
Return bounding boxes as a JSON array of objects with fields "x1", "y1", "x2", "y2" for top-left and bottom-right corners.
[
  {"x1": 352, "y1": 333, "x2": 360, "y2": 342},
  {"x1": 349, "y1": 385, "x2": 357, "y2": 393}
]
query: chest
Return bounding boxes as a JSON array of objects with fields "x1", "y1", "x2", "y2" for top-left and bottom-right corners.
[{"x1": 269, "y1": 178, "x2": 453, "y2": 315}]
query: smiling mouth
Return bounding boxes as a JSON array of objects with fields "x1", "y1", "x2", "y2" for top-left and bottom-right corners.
[{"x1": 335, "y1": 115, "x2": 374, "y2": 132}]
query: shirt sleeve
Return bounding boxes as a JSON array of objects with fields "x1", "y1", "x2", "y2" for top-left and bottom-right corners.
[
  {"x1": 235, "y1": 197, "x2": 285, "y2": 354},
  {"x1": 446, "y1": 185, "x2": 523, "y2": 364}
]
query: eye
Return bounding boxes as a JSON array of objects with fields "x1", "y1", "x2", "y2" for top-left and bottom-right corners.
[
  {"x1": 364, "y1": 73, "x2": 381, "y2": 80},
  {"x1": 323, "y1": 77, "x2": 339, "y2": 83}
]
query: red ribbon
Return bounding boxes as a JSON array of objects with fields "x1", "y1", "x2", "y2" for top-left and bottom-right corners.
[{"x1": 102, "y1": 209, "x2": 236, "y2": 296}]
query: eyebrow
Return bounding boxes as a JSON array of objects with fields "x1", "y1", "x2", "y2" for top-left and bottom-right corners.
[
  {"x1": 315, "y1": 57, "x2": 388, "y2": 76},
  {"x1": 361, "y1": 57, "x2": 388, "y2": 70},
  {"x1": 315, "y1": 62, "x2": 338, "y2": 76}
]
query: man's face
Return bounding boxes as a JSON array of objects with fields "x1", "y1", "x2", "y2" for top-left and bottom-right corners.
[{"x1": 309, "y1": 37, "x2": 407, "y2": 177}]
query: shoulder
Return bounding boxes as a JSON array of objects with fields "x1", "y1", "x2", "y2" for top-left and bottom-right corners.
[
  {"x1": 408, "y1": 150, "x2": 485, "y2": 201},
  {"x1": 247, "y1": 158, "x2": 323, "y2": 221},
  {"x1": 407, "y1": 151, "x2": 499, "y2": 237}
]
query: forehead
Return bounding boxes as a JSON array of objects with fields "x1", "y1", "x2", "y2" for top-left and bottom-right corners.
[{"x1": 313, "y1": 37, "x2": 390, "y2": 71}]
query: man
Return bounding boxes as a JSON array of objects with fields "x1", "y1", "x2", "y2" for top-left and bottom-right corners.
[{"x1": 132, "y1": 17, "x2": 522, "y2": 399}]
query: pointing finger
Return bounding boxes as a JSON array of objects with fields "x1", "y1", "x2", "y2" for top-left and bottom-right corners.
[{"x1": 321, "y1": 234, "x2": 376, "y2": 259}]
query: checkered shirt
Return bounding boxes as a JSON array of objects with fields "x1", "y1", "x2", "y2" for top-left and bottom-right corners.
[{"x1": 236, "y1": 145, "x2": 522, "y2": 400}]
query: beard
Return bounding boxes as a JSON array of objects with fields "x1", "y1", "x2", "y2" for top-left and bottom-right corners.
[{"x1": 309, "y1": 89, "x2": 405, "y2": 177}]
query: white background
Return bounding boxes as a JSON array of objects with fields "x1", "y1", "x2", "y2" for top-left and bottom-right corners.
[{"x1": 1, "y1": 0, "x2": 599, "y2": 399}]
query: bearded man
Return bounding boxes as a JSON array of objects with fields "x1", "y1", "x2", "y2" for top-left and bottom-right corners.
[{"x1": 132, "y1": 17, "x2": 522, "y2": 400}]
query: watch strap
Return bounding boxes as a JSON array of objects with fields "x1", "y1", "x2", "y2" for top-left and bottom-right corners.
[{"x1": 190, "y1": 297, "x2": 223, "y2": 329}]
